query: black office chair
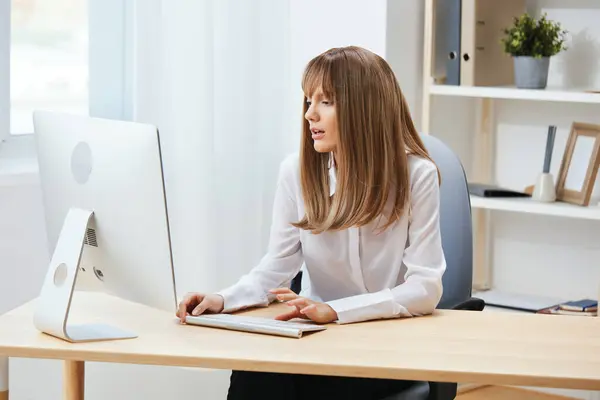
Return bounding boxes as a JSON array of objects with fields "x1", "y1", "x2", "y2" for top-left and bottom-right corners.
[{"x1": 290, "y1": 134, "x2": 485, "y2": 400}]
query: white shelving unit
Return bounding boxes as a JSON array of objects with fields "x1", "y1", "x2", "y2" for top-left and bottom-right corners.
[
  {"x1": 429, "y1": 84, "x2": 600, "y2": 104},
  {"x1": 420, "y1": 3, "x2": 600, "y2": 398},
  {"x1": 421, "y1": 0, "x2": 600, "y2": 309},
  {"x1": 470, "y1": 196, "x2": 600, "y2": 221}
]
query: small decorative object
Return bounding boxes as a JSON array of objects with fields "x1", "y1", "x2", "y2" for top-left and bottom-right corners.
[
  {"x1": 532, "y1": 125, "x2": 557, "y2": 202},
  {"x1": 556, "y1": 122, "x2": 600, "y2": 206},
  {"x1": 501, "y1": 13, "x2": 568, "y2": 89}
]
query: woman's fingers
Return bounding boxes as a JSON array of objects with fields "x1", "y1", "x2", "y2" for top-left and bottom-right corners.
[
  {"x1": 287, "y1": 298, "x2": 309, "y2": 308},
  {"x1": 271, "y1": 294, "x2": 336, "y2": 324},
  {"x1": 300, "y1": 304, "x2": 317, "y2": 315},
  {"x1": 274, "y1": 297, "x2": 311, "y2": 321},
  {"x1": 274, "y1": 307, "x2": 302, "y2": 321},
  {"x1": 191, "y1": 298, "x2": 210, "y2": 316},
  {"x1": 270, "y1": 287, "x2": 299, "y2": 302},
  {"x1": 269, "y1": 287, "x2": 295, "y2": 294},
  {"x1": 276, "y1": 293, "x2": 298, "y2": 302},
  {"x1": 177, "y1": 293, "x2": 203, "y2": 323}
]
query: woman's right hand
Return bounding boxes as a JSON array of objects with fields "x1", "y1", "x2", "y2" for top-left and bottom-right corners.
[{"x1": 176, "y1": 293, "x2": 224, "y2": 323}]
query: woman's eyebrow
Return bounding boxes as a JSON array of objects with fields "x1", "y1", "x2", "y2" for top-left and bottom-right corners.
[{"x1": 304, "y1": 90, "x2": 325, "y2": 101}]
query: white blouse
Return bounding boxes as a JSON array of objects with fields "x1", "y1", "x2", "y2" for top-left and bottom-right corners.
[{"x1": 217, "y1": 153, "x2": 446, "y2": 324}]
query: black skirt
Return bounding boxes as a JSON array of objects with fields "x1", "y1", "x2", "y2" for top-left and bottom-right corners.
[{"x1": 226, "y1": 370, "x2": 416, "y2": 400}]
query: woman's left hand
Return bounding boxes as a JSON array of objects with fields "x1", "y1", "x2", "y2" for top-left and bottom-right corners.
[{"x1": 269, "y1": 288, "x2": 338, "y2": 324}]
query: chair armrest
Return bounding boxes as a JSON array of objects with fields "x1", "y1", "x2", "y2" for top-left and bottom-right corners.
[{"x1": 452, "y1": 297, "x2": 485, "y2": 311}]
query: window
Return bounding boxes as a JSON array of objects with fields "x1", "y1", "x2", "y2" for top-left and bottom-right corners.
[
  {"x1": 10, "y1": 0, "x2": 89, "y2": 135},
  {"x1": 0, "y1": 0, "x2": 130, "y2": 149}
]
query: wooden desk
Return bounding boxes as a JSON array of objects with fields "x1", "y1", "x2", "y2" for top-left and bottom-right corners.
[{"x1": 0, "y1": 292, "x2": 599, "y2": 400}]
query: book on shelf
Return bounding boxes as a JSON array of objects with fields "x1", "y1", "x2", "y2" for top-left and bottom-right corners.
[
  {"x1": 538, "y1": 307, "x2": 597, "y2": 317},
  {"x1": 537, "y1": 299, "x2": 598, "y2": 317},
  {"x1": 559, "y1": 299, "x2": 597, "y2": 313}
]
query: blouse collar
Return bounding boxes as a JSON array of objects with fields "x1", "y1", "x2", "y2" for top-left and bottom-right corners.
[{"x1": 328, "y1": 152, "x2": 337, "y2": 196}]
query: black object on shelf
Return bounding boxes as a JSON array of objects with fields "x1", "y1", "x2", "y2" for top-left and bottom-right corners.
[{"x1": 468, "y1": 182, "x2": 531, "y2": 198}]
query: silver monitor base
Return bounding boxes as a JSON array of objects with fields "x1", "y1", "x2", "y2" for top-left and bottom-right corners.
[{"x1": 33, "y1": 208, "x2": 138, "y2": 343}]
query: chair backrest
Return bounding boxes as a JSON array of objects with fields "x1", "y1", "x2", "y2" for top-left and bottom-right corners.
[{"x1": 420, "y1": 134, "x2": 473, "y2": 309}]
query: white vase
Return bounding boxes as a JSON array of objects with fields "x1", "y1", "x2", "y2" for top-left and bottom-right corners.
[{"x1": 532, "y1": 172, "x2": 556, "y2": 202}]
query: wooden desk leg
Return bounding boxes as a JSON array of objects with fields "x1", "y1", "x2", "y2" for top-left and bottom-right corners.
[
  {"x1": 0, "y1": 356, "x2": 8, "y2": 400},
  {"x1": 63, "y1": 360, "x2": 85, "y2": 400}
]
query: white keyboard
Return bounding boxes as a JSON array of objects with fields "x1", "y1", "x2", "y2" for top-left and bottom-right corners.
[{"x1": 185, "y1": 313, "x2": 327, "y2": 338}]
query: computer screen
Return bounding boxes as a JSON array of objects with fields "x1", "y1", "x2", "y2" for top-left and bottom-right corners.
[{"x1": 32, "y1": 111, "x2": 177, "y2": 342}]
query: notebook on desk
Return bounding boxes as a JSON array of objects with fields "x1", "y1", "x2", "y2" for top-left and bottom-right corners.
[{"x1": 185, "y1": 314, "x2": 327, "y2": 338}]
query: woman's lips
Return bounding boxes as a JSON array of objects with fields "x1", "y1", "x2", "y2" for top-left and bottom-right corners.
[{"x1": 311, "y1": 129, "x2": 325, "y2": 140}]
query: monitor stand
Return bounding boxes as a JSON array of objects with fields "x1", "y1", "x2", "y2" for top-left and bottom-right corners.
[{"x1": 33, "y1": 208, "x2": 138, "y2": 343}]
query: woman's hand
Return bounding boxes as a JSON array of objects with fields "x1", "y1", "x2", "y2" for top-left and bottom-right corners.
[
  {"x1": 269, "y1": 288, "x2": 338, "y2": 324},
  {"x1": 176, "y1": 293, "x2": 224, "y2": 323}
]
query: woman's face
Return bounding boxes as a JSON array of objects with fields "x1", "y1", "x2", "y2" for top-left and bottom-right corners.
[{"x1": 304, "y1": 88, "x2": 339, "y2": 154}]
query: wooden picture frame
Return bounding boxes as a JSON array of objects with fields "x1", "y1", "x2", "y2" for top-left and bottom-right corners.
[{"x1": 556, "y1": 122, "x2": 600, "y2": 206}]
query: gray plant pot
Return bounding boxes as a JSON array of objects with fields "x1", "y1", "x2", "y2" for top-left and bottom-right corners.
[{"x1": 513, "y1": 56, "x2": 550, "y2": 89}]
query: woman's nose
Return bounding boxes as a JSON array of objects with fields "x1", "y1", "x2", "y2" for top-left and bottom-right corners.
[{"x1": 305, "y1": 106, "x2": 318, "y2": 122}]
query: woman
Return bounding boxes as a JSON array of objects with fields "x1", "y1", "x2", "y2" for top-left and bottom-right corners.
[{"x1": 177, "y1": 46, "x2": 446, "y2": 400}]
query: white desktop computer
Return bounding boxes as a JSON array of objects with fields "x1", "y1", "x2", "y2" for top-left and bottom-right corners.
[{"x1": 32, "y1": 111, "x2": 178, "y2": 343}]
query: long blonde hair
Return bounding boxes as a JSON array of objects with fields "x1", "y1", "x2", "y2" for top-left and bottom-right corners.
[{"x1": 293, "y1": 46, "x2": 437, "y2": 234}]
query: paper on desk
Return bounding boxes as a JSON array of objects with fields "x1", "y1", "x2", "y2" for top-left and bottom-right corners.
[{"x1": 474, "y1": 290, "x2": 565, "y2": 312}]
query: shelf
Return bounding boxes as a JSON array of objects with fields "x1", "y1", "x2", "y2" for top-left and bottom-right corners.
[
  {"x1": 429, "y1": 84, "x2": 600, "y2": 104},
  {"x1": 470, "y1": 195, "x2": 600, "y2": 221},
  {"x1": 474, "y1": 289, "x2": 567, "y2": 313}
]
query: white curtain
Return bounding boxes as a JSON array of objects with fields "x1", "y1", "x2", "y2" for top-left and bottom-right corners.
[{"x1": 131, "y1": 0, "x2": 299, "y2": 297}]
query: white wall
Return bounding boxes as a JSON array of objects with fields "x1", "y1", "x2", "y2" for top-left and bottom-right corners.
[
  {"x1": 0, "y1": 177, "x2": 47, "y2": 316},
  {"x1": 289, "y1": 0, "x2": 388, "y2": 80},
  {"x1": 385, "y1": 0, "x2": 425, "y2": 131},
  {"x1": 288, "y1": 0, "x2": 389, "y2": 137}
]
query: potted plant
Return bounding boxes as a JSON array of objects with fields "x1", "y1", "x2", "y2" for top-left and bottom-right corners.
[{"x1": 501, "y1": 13, "x2": 568, "y2": 89}]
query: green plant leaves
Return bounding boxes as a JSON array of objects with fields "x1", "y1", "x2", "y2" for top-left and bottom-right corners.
[{"x1": 501, "y1": 13, "x2": 568, "y2": 57}]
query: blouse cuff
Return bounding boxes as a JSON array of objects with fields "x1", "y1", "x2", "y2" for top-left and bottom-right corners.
[
  {"x1": 216, "y1": 284, "x2": 270, "y2": 314},
  {"x1": 326, "y1": 289, "x2": 410, "y2": 324}
]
